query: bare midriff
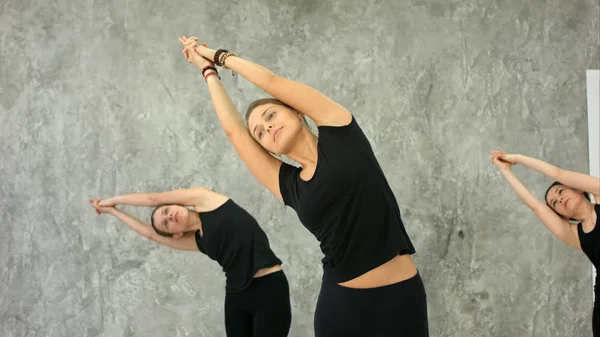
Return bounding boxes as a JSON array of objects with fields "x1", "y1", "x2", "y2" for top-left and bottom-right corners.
[
  {"x1": 253, "y1": 264, "x2": 282, "y2": 278},
  {"x1": 338, "y1": 254, "x2": 417, "y2": 289}
]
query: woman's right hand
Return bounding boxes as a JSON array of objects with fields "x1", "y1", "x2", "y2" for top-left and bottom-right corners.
[
  {"x1": 179, "y1": 36, "x2": 214, "y2": 71},
  {"x1": 89, "y1": 199, "x2": 115, "y2": 215},
  {"x1": 490, "y1": 151, "x2": 519, "y2": 165},
  {"x1": 490, "y1": 152, "x2": 516, "y2": 170}
]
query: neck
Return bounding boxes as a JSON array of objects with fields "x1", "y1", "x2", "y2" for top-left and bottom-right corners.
[
  {"x1": 284, "y1": 128, "x2": 318, "y2": 168},
  {"x1": 186, "y1": 211, "x2": 203, "y2": 233},
  {"x1": 574, "y1": 202, "x2": 596, "y2": 223}
]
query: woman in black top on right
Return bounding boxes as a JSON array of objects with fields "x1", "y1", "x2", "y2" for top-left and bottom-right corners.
[
  {"x1": 491, "y1": 150, "x2": 600, "y2": 335},
  {"x1": 179, "y1": 36, "x2": 429, "y2": 336}
]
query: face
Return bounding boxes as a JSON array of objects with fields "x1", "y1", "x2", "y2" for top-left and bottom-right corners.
[
  {"x1": 247, "y1": 103, "x2": 305, "y2": 155},
  {"x1": 546, "y1": 185, "x2": 586, "y2": 218},
  {"x1": 152, "y1": 205, "x2": 191, "y2": 236}
]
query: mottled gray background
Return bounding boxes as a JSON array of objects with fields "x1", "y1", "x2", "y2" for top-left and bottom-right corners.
[{"x1": 1, "y1": 0, "x2": 599, "y2": 336}]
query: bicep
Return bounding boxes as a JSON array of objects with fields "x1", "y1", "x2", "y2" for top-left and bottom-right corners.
[
  {"x1": 150, "y1": 231, "x2": 198, "y2": 252},
  {"x1": 266, "y1": 75, "x2": 352, "y2": 127},
  {"x1": 557, "y1": 169, "x2": 600, "y2": 197},
  {"x1": 533, "y1": 204, "x2": 581, "y2": 250},
  {"x1": 227, "y1": 130, "x2": 283, "y2": 202}
]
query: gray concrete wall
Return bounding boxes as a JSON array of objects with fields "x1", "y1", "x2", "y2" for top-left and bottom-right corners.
[{"x1": 1, "y1": 0, "x2": 598, "y2": 336}]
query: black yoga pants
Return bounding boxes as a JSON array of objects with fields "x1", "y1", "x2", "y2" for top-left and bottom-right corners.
[
  {"x1": 224, "y1": 270, "x2": 291, "y2": 337},
  {"x1": 314, "y1": 271, "x2": 429, "y2": 337}
]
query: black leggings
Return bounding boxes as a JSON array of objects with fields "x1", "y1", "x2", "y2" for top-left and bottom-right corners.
[
  {"x1": 314, "y1": 271, "x2": 429, "y2": 337},
  {"x1": 224, "y1": 270, "x2": 291, "y2": 337}
]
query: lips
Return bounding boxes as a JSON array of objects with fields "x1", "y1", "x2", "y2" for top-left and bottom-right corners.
[
  {"x1": 175, "y1": 212, "x2": 179, "y2": 222},
  {"x1": 564, "y1": 199, "x2": 569, "y2": 208},
  {"x1": 273, "y1": 128, "x2": 282, "y2": 141}
]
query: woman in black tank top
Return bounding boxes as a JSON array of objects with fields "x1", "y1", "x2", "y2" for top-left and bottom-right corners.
[
  {"x1": 491, "y1": 151, "x2": 600, "y2": 335},
  {"x1": 89, "y1": 187, "x2": 291, "y2": 337},
  {"x1": 177, "y1": 37, "x2": 428, "y2": 336}
]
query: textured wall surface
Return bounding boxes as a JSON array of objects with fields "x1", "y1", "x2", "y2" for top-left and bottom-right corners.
[{"x1": 1, "y1": 0, "x2": 599, "y2": 336}]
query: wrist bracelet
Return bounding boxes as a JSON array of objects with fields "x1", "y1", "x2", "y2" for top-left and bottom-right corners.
[
  {"x1": 213, "y1": 49, "x2": 227, "y2": 66},
  {"x1": 213, "y1": 49, "x2": 237, "y2": 68},
  {"x1": 201, "y1": 65, "x2": 217, "y2": 77},
  {"x1": 220, "y1": 52, "x2": 237, "y2": 69},
  {"x1": 204, "y1": 71, "x2": 220, "y2": 81}
]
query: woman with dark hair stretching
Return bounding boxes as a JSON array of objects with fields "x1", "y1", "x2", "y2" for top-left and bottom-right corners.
[
  {"x1": 178, "y1": 36, "x2": 429, "y2": 336},
  {"x1": 90, "y1": 186, "x2": 291, "y2": 336},
  {"x1": 491, "y1": 150, "x2": 600, "y2": 334}
]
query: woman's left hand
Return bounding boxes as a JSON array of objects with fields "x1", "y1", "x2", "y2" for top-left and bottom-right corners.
[
  {"x1": 89, "y1": 199, "x2": 115, "y2": 215},
  {"x1": 179, "y1": 36, "x2": 214, "y2": 71},
  {"x1": 490, "y1": 151, "x2": 519, "y2": 165},
  {"x1": 490, "y1": 153, "x2": 515, "y2": 170}
]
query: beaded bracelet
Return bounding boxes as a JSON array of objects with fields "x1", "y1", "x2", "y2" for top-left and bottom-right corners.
[
  {"x1": 219, "y1": 52, "x2": 236, "y2": 69},
  {"x1": 204, "y1": 70, "x2": 221, "y2": 81},
  {"x1": 201, "y1": 65, "x2": 217, "y2": 77},
  {"x1": 213, "y1": 49, "x2": 227, "y2": 66},
  {"x1": 213, "y1": 49, "x2": 237, "y2": 68}
]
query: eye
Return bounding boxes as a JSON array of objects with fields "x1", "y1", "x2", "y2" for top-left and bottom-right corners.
[
  {"x1": 258, "y1": 130, "x2": 264, "y2": 139},
  {"x1": 559, "y1": 189, "x2": 563, "y2": 195},
  {"x1": 268, "y1": 111, "x2": 275, "y2": 120}
]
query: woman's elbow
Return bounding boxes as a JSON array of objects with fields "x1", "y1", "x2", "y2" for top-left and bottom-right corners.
[{"x1": 263, "y1": 71, "x2": 278, "y2": 88}]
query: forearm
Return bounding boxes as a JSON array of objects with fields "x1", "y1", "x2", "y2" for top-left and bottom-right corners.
[
  {"x1": 500, "y1": 168, "x2": 544, "y2": 211},
  {"x1": 205, "y1": 72, "x2": 248, "y2": 135},
  {"x1": 106, "y1": 193, "x2": 156, "y2": 207},
  {"x1": 109, "y1": 208, "x2": 155, "y2": 240},
  {"x1": 197, "y1": 46, "x2": 276, "y2": 92},
  {"x1": 515, "y1": 154, "x2": 561, "y2": 180}
]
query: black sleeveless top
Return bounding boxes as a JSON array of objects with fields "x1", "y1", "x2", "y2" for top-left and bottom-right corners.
[
  {"x1": 194, "y1": 199, "x2": 282, "y2": 293},
  {"x1": 577, "y1": 203, "x2": 600, "y2": 301},
  {"x1": 279, "y1": 115, "x2": 416, "y2": 283}
]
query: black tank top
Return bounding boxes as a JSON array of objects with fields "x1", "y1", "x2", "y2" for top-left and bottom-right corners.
[
  {"x1": 278, "y1": 115, "x2": 416, "y2": 283},
  {"x1": 194, "y1": 199, "x2": 282, "y2": 293},
  {"x1": 577, "y1": 203, "x2": 600, "y2": 298}
]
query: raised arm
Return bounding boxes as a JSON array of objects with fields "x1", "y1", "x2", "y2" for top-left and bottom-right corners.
[
  {"x1": 90, "y1": 200, "x2": 197, "y2": 251},
  {"x1": 99, "y1": 187, "x2": 225, "y2": 208},
  {"x1": 505, "y1": 153, "x2": 600, "y2": 200},
  {"x1": 492, "y1": 156, "x2": 581, "y2": 250},
  {"x1": 194, "y1": 43, "x2": 352, "y2": 127},
  {"x1": 179, "y1": 37, "x2": 283, "y2": 201}
]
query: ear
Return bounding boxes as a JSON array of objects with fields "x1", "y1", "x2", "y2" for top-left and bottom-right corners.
[{"x1": 172, "y1": 232, "x2": 184, "y2": 239}]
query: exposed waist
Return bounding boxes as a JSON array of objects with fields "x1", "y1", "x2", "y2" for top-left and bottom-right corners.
[
  {"x1": 254, "y1": 264, "x2": 282, "y2": 278},
  {"x1": 334, "y1": 254, "x2": 416, "y2": 288}
]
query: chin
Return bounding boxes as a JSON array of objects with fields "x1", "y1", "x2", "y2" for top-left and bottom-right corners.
[{"x1": 274, "y1": 141, "x2": 292, "y2": 156}]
